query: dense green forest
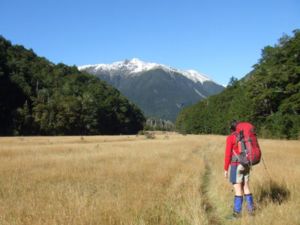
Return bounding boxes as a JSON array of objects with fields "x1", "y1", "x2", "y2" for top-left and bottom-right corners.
[
  {"x1": 176, "y1": 30, "x2": 300, "y2": 139},
  {"x1": 0, "y1": 36, "x2": 145, "y2": 135}
]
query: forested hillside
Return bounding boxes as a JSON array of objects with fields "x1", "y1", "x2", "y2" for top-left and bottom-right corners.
[
  {"x1": 0, "y1": 36, "x2": 145, "y2": 135},
  {"x1": 176, "y1": 30, "x2": 300, "y2": 139}
]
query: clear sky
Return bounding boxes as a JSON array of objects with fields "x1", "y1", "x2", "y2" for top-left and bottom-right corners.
[{"x1": 0, "y1": 0, "x2": 299, "y2": 85}]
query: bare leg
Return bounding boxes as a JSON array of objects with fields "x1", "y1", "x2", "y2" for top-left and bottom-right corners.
[
  {"x1": 243, "y1": 181, "x2": 251, "y2": 195},
  {"x1": 233, "y1": 183, "x2": 243, "y2": 196}
]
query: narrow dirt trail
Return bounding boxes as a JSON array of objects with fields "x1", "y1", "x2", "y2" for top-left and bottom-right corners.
[{"x1": 199, "y1": 146, "x2": 224, "y2": 225}]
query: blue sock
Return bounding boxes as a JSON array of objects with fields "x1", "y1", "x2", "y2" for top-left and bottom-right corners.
[
  {"x1": 245, "y1": 194, "x2": 254, "y2": 212},
  {"x1": 234, "y1": 195, "x2": 243, "y2": 213}
]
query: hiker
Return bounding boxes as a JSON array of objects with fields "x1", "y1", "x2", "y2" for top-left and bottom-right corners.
[{"x1": 224, "y1": 120, "x2": 255, "y2": 217}]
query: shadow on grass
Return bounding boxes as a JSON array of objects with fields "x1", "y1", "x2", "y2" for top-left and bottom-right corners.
[{"x1": 257, "y1": 180, "x2": 290, "y2": 205}]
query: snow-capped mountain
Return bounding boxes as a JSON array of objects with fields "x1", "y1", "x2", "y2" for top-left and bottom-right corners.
[
  {"x1": 79, "y1": 58, "x2": 211, "y2": 83},
  {"x1": 78, "y1": 58, "x2": 224, "y2": 121}
]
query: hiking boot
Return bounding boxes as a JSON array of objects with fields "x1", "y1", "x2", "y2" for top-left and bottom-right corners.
[
  {"x1": 248, "y1": 209, "x2": 255, "y2": 216},
  {"x1": 226, "y1": 212, "x2": 241, "y2": 220},
  {"x1": 233, "y1": 211, "x2": 242, "y2": 218}
]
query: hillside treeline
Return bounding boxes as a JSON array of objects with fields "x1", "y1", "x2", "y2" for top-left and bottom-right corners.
[
  {"x1": 176, "y1": 30, "x2": 300, "y2": 139},
  {"x1": 0, "y1": 36, "x2": 145, "y2": 135}
]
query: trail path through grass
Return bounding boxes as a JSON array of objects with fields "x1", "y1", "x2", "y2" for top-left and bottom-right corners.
[{"x1": 199, "y1": 144, "x2": 224, "y2": 225}]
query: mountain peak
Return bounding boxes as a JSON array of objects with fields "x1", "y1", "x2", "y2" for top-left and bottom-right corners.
[
  {"x1": 79, "y1": 58, "x2": 224, "y2": 121},
  {"x1": 78, "y1": 58, "x2": 212, "y2": 84},
  {"x1": 122, "y1": 58, "x2": 160, "y2": 74}
]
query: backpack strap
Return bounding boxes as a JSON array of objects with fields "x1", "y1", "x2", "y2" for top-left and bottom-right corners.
[
  {"x1": 231, "y1": 150, "x2": 240, "y2": 163},
  {"x1": 231, "y1": 132, "x2": 240, "y2": 163}
]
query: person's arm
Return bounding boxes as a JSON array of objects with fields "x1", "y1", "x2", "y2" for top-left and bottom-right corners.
[{"x1": 224, "y1": 135, "x2": 233, "y2": 177}]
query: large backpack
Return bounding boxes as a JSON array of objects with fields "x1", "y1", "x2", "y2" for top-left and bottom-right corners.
[{"x1": 234, "y1": 122, "x2": 261, "y2": 167}]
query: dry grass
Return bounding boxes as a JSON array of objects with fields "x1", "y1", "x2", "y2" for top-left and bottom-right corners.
[
  {"x1": 0, "y1": 134, "x2": 299, "y2": 225},
  {"x1": 203, "y1": 136, "x2": 300, "y2": 225}
]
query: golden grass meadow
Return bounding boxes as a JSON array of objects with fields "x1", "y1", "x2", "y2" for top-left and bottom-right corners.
[{"x1": 0, "y1": 133, "x2": 299, "y2": 225}]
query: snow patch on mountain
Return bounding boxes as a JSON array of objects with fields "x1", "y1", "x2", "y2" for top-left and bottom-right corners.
[
  {"x1": 183, "y1": 70, "x2": 210, "y2": 84},
  {"x1": 193, "y1": 88, "x2": 207, "y2": 98},
  {"x1": 78, "y1": 58, "x2": 211, "y2": 84}
]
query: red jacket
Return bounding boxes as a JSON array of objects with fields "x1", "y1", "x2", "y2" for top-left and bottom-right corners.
[{"x1": 224, "y1": 132, "x2": 240, "y2": 171}]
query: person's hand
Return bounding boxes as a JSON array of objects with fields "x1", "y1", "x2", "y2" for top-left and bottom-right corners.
[{"x1": 224, "y1": 170, "x2": 228, "y2": 178}]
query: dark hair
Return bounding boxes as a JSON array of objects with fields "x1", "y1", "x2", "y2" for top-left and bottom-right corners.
[{"x1": 230, "y1": 120, "x2": 238, "y2": 132}]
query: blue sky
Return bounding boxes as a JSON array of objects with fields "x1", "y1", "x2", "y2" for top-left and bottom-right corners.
[{"x1": 0, "y1": 0, "x2": 299, "y2": 85}]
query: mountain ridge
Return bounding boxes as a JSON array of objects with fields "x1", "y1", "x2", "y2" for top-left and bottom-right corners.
[
  {"x1": 79, "y1": 58, "x2": 224, "y2": 121},
  {"x1": 78, "y1": 58, "x2": 214, "y2": 84}
]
